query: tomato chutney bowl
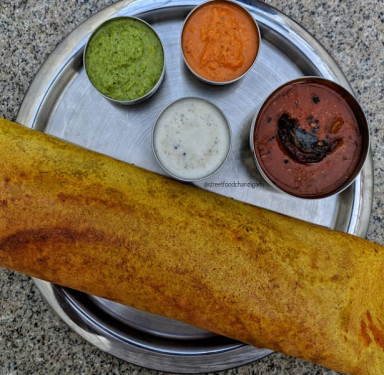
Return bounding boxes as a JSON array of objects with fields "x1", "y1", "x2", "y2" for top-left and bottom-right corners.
[
  {"x1": 181, "y1": 0, "x2": 260, "y2": 85},
  {"x1": 250, "y1": 77, "x2": 370, "y2": 199}
]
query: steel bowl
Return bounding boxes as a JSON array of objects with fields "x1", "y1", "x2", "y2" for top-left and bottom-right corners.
[
  {"x1": 181, "y1": 0, "x2": 261, "y2": 85},
  {"x1": 152, "y1": 97, "x2": 232, "y2": 182},
  {"x1": 250, "y1": 77, "x2": 370, "y2": 199},
  {"x1": 84, "y1": 16, "x2": 165, "y2": 105}
]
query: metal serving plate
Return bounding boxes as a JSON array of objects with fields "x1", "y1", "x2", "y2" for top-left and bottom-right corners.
[{"x1": 16, "y1": 0, "x2": 373, "y2": 373}]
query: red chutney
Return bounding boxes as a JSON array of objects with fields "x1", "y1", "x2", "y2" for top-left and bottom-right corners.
[{"x1": 253, "y1": 79, "x2": 366, "y2": 198}]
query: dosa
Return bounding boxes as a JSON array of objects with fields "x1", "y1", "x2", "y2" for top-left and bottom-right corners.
[{"x1": 0, "y1": 117, "x2": 382, "y2": 375}]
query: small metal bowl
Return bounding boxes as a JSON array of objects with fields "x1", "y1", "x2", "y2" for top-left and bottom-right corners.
[
  {"x1": 84, "y1": 16, "x2": 165, "y2": 105},
  {"x1": 181, "y1": 0, "x2": 261, "y2": 85},
  {"x1": 250, "y1": 77, "x2": 370, "y2": 199},
  {"x1": 152, "y1": 97, "x2": 232, "y2": 182}
]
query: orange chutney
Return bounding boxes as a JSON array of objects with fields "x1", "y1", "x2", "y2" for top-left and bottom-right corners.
[{"x1": 181, "y1": 0, "x2": 259, "y2": 83}]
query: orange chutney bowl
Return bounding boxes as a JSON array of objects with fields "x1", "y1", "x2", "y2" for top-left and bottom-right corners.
[{"x1": 181, "y1": 0, "x2": 261, "y2": 85}]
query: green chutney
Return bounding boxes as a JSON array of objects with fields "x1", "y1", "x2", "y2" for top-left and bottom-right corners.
[{"x1": 85, "y1": 17, "x2": 164, "y2": 102}]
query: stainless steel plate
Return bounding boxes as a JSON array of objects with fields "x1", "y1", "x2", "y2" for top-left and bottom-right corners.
[{"x1": 16, "y1": 0, "x2": 374, "y2": 373}]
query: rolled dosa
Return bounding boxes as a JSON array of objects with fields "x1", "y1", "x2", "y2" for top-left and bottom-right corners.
[{"x1": 0, "y1": 117, "x2": 383, "y2": 375}]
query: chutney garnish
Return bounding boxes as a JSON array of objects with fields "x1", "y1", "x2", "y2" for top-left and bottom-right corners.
[
  {"x1": 277, "y1": 113, "x2": 342, "y2": 164},
  {"x1": 312, "y1": 95, "x2": 320, "y2": 104}
]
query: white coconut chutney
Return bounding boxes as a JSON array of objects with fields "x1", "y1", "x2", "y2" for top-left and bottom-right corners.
[{"x1": 153, "y1": 97, "x2": 231, "y2": 180}]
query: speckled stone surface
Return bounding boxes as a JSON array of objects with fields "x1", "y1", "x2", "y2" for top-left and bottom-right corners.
[{"x1": 0, "y1": 0, "x2": 383, "y2": 374}]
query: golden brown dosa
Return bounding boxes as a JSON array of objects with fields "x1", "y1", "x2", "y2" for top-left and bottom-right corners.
[{"x1": 0, "y1": 117, "x2": 383, "y2": 374}]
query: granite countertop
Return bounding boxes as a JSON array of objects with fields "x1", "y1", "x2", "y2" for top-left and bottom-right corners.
[{"x1": 0, "y1": 0, "x2": 383, "y2": 374}]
